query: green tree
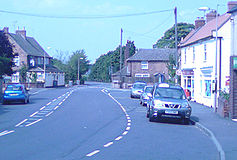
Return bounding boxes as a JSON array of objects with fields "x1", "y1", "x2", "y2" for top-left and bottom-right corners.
[
  {"x1": 0, "y1": 30, "x2": 15, "y2": 78},
  {"x1": 89, "y1": 40, "x2": 136, "y2": 82},
  {"x1": 19, "y1": 65, "x2": 28, "y2": 83},
  {"x1": 153, "y1": 23, "x2": 194, "y2": 48}
]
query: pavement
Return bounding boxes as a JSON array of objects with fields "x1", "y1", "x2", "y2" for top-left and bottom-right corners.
[{"x1": 190, "y1": 102, "x2": 237, "y2": 160}]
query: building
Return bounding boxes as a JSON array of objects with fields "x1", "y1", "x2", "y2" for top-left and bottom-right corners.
[
  {"x1": 112, "y1": 48, "x2": 176, "y2": 88},
  {"x1": 179, "y1": 3, "x2": 236, "y2": 108},
  {"x1": 227, "y1": 1, "x2": 237, "y2": 118},
  {"x1": 2, "y1": 27, "x2": 65, "y2": 87}
]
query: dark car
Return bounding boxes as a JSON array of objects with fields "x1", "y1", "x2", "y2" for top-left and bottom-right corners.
[
  {"x1": 2, "y1": 84, "x2": 30, "y2": 104},
  {"x1": 130, "y1": 82, "x2": 146, "y2": 98},
  {"x1": 147, "y1": 83, "x2": 192, "y2": 124}
]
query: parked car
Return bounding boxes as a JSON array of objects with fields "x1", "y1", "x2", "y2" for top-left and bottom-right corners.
[
  {"x1": 130, "y1": 82, "x2": 146, "y2": 98},
  {"x1": 2, "y1": 84, "x2": 30, "y2": 104},
  {"x1": 140, "y1": 85, "x2": 153, "y2": 106},
  {"x1": 147, "y1": 83, "x2": 192, "y2": 124}
]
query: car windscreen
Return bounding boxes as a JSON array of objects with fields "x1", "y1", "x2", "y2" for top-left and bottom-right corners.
[
  {"x1": 6, "y1": 86, "x2": 23, "y2": 91},
  {"x1": 145, "y1": 87, "x2": 153, "y2": 93},
  {"x1": 154, "y1": 87, "x2": 186, "y2": 99},
  {"x1": 133, "y1": 83, "x2": 146, "y2": 89}
]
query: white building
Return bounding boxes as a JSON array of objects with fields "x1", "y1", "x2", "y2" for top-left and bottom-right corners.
[{"x1": 180, "y1": 7, "x2": 233, "y2": 107}]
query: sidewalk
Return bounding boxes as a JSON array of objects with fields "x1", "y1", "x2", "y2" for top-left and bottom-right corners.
[{"x1": 190, "y1": 102, "x2": 237, "y2": 160}]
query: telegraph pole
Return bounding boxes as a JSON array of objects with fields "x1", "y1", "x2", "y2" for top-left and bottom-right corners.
[
  {"x1": 120, "y1": 28, "x2": 123, "y2": 88},
  {"x1": 174, "y1": 7, "x2": 178, "y2": 83}
]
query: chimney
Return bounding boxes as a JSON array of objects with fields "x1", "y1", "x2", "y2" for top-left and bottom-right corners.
[
  {"x1": 228, "y1": 1, "x2": 237, "y2": 11},
  {"x1": 124, "y1": 41, "x2": 130, "y2": 67},
  {"x1": 206, "y1": 10, "x2": 217, "y2": 23},
  {"x1": 195, "y1": 17, "x2": 205, "y2": 30},
  {"x1": 16, "y1": 27, "x2": 26, "y2": 39},
  {"x1": 3, "y1": 27, "x2": 9, "y2": 33}
]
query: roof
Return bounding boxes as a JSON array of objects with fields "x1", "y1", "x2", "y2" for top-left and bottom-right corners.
[
  {"x1": 8, "y1": 33, "x2": 51, "y2": 58},
  {"x1": 112, "y1": 67, "x2": 129, "y2": 76},
  {"x1": 180, "y1": 13, "x2": 231, "y2": 47},
  {"x1": 127, "y1": 48, "x2": 176, "y2": 62}
]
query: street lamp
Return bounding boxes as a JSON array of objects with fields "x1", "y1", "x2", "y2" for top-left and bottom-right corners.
[{"x1": 78, "y1": 57, "x2": 83, "y2": 85}]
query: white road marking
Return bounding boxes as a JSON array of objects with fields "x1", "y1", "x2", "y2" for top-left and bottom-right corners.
[
  {"x1": 127, "y1": 123, "x2": 131, "y2": 126},
  {"x1": 86, "y1": 150, "x2": 100, "y2": 157},
  {"x1": 45, "y1": 111, "x2": 54, "y2": 117},
  {"x1": 128, "y1": 119, "x2": 131, "y2": 123},
  {"x1": 30, "y1": 111, "x2": 39, "y2": 117},
  {"x1": 0, "y1": 130, "x2": 15, "y2": 137},
  {"x1": 52, "y1": 99, "x2": 57, "y2": 102},
  {"x1": 15, "y1": 119, "x2": 28, "y2": 127},
  {"x1": 127, "y1": 117, "x2": 131, "y2": 120},
  {"x1": 58, "y1": 96, "x2": 62, "y2": 99},
  {"x1": 40, "y1": 106, "x2": 46, "y2": 110},
  {"x1": 126, "y1": 127, "x2": 131, "y2": 131},
  {"x1": 46, "y1": 102, "x2": 52, "y2": 105},
  {"x1": 122, "y1": 131, "x2": 128, "y2": 135},
  {"x1": 58, "y1": 102, "x2": 63, "y2": 105},
  {"x1": 103, "y1": 142, "x2": 113, "y2": 147},
  {"x1": 25, "y1": 119, "x2": 42, "y2": 127},
  {"x1": 115, "y1": 136, "x2": 123, "y2": 141},
  {"x1": 54, "y1": 106, "x2": 59, "y2": 110}
]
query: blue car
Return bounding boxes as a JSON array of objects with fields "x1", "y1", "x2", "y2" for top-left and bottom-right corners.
[{"x1": 2, "y1": 84, "x2": 30, "y2": 104}]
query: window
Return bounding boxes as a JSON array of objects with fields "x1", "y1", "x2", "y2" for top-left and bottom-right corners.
[
  {"x1": 141, "y1": 61, "x2": 148, "y2": 69},
  {"x1": 30, "y1": 59, "x2": 35, "y2": 67},
  {"x1": 204, "y1": 44, "x2": 207, "y2": 61},
  {"x1": 193, "y1": 46, "x2": 195, "y2": 63},
  {"x1": 13, "y1": 56, "x2": 20, "y2": 66},
  {"x1": 38, "y1": 57, "x2": 43, "y2": 64}
]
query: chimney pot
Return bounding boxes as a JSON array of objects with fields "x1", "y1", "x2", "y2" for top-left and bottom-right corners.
[
  {"x1": 16, "y1": 27, "x2": 26, "y2": 39},
  {"x1": 195, "y1": 17, "x2": 205, "y2": 29},
  {"x1": 206, "y1": 10, "x2": 217, "y2": 23},
  {"x1": 3, "y1": 27, "x2": 9, "y2": 33}
]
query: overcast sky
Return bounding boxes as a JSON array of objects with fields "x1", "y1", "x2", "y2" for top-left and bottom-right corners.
[{"x1": 0, "y1": 0, "x2": 231, "y2": 63}]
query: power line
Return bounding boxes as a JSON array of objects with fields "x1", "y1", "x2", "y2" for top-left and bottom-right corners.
[{"x1": 0, "y1": 9, "x2": 173, "y2": 19}]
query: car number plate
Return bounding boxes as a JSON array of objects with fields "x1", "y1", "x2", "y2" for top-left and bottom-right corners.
[{"x1": 165, "y1": 110, "x2": 178, "y2": 114}]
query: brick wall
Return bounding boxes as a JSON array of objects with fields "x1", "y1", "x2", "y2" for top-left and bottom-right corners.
[{"x1": 230, "y1": 56, "x2": 237, "y2": 119}]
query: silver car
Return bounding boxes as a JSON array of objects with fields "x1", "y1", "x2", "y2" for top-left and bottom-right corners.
[
  {"x1": 130, "y1": 82, "x2": 146, "y2": 98},
  {"x1": 147, "y1": 83, "x2": 192, "y2": 124},
  {"x1": 140, "y1": 85, "x2": 153, "y2": 106}
]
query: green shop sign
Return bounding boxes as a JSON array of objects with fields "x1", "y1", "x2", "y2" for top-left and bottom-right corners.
[{"x1": 234, "y1": 57, "x2": 237, "y2": 69}]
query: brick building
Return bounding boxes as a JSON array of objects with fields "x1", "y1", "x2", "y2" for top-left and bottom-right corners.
[
  {"x1": 2, "y1": 27, "x2": 65, "y2": 87},
  {"x1": 112, "y1": 48, "x2": 176, "y2": 88}
]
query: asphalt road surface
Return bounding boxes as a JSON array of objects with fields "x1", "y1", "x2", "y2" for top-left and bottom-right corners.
[{"x1": 0, "y1": 82, "x2": 218, "y2": 160}]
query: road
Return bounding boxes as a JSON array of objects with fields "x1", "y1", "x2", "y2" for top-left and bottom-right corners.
[{"x1": 0, "y1": 82, "x2": 218, "y2": 160}]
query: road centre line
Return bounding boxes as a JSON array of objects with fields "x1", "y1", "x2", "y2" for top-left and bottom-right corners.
[
  {"x1": 30, "y1": 111, "x2": 39, "y2": 117},
  {"x1": 25, "y1": 119, "x2": 42, "y2": 127},
  {"x1": 15, "y1": 119, "x2": 28, "y2": 127},
  {"x1": 126, "y1": 127, "x2": 131, "y2": 131},
  {"x1": 104, "y1": 142, "x2": 113, "y2": 147},
  {"x1": 127, "y1": 123, "x2": 131, "y2": 126},
  {"x1": 122, "y1": 131, "x2": 128, "y2": 135},
  {"x1": 54, "y1": 106, "x2": 59, "y2": 110},
  {"x1": 52, "y1": 99, "x2": 57, "y2": 102},
  {"x1": 46, "y1": 102, "x2": 52, "y2": 105},
  {"x1": 0, "y1": 130, "x2": 15, "y2": 137},
  {"x1": 58, "y1": 102, "x2": 63, "y2": 105},
  {"x1": 86, "y1": 150, "x2": 100, "y2": 157},
  {"x1": 40, "y1": 106, "x2": 46, "y2": 110}
]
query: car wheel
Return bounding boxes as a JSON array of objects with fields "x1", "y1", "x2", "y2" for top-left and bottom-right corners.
[
  {"x1": 2, "y1": 99, "x2": 7, "y2": 105},
  {"x1": 27, "y1": 98, "x2": 30, "y2": 103},
  {"x1": 140, "y1": 100, "x2": 142, "y2": 105},
  {"x1": 130, "y1": 95, "x2": 133, "y2": 98},
  {"x1": 149, "y1": 109, "x2": 155, "y2": 122},
  {"x1": 23, "y1": 98, "x2": 27, "y2": 104},
  {"x1": 146, "y1": 106, "x2": 150, "y2": 118}
]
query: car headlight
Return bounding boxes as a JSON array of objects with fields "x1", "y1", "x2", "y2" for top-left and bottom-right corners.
[
  {"x1": 182, "y1": 102, "x2": 190, "y2": 108},
  {"x1": 153, "y1": 100, "x2": 164, "y2": 109}
]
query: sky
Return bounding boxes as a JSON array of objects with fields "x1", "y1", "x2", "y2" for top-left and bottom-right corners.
[{"x1": 0, "y1": 0, "x2": 231, "y2": 63}]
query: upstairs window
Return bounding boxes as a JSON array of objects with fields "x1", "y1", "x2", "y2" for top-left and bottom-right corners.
[
  {"x1": 141, "y1": 61, "x2": 148, "y2": 69},
  {"x1": 38, "y1": 57, "x2": 43, "y2": 64}
]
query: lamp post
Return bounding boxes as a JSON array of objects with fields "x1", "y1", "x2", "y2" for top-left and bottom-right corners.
[{"x1": 78, "y1": 57, "x2": 83, "y2": 85}]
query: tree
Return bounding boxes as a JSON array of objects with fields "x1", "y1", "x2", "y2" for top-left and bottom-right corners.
[
  {"x1": 0, "y1": 30, "x2": 15, "y2": 78},
  {"x1": 153, "y1": 23, "x2": 194, "y2": 48},
  {"x1": 19, "y1": 65, "x2": 28, "y2": 83},
  {"x1": 89, "y1": 40, "x2": 136, "y2": 82}
]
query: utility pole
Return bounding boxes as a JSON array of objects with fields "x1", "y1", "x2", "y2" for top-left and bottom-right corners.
[
  {"x1": 44, "y1": 52, "x2": 46, "y2": 88},
  {"x1": 174, "y1": 7, "x2": 178, "y2": 83},
  {"x1": 120, "y1": 28, "x2": 123, "y2": 88},
  {"x1": 78, "y1": 58, "x2": 80, "y2": 84}
]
